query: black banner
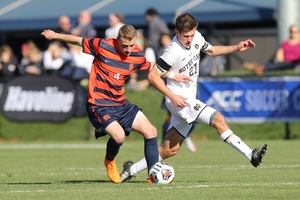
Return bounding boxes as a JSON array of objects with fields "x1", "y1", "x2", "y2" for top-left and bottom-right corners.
[{"x1": 0, "y1": 76, "x2": 76, "y2": 122}]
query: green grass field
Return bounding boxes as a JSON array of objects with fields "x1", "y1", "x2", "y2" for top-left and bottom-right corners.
[{"x1": 1, "y1": 140, "x2": 299, "y2": 200}]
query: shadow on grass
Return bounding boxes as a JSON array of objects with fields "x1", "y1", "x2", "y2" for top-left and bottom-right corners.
[
  {"x1": 64, "y1": 180, "x2": 147, "y2": 184},
  {"x1": 3, "y1": 182, "x2": 53, "y2": 185},
  {"x1": 2, "y1": 179, "x2": 147, "y2": 185}
]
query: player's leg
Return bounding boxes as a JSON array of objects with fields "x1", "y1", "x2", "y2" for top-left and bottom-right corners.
[
  {"x1": 86, "y1": 103, "x2": 125, "y2": 184},
  {"x1": 164, "y1": 98, "x2": 197, "y2": 152},
  {"x1": 196, "y1": 106, "x2": 267, "y2": 167},
  {"x1": 161, "y1": 95, "x2": 170, "y2": 145},
  {"x1": 120, "y1": 117, "x2": 190, "y2": 182},
  {"x1": 161, "y1": 111, "x2": 171, "y2": 144},
  {"x1": 185, "y1": 135, "x2": 196, "y2": 152},
  {"x1": 210, "y1": 112, "x2": 254, "y2": 159},
  {"x1": 103, "y1": 121, "x2": 126, "y2": 183},
  {"x1": 159, "y1": 127, "x2": 185, "y2": 159},
  {"x1": 131, "y1": 111, "x2": 159, "y2": 173},
  {"x1": 134, "y1": 118, "x2": 189, "y2": 173},
  {"x1": 211, "y1": 112, "x2": 267, "y2": 167},
  {"x1": 120, "y1": 128, "x2": 185, "y2": 183},
  {"x1": 184, "y1": 123, "x2": 197, "y2": 152}
]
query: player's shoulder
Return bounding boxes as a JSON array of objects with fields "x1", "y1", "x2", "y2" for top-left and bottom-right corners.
[
  {"x1": 194, "y1": 30, "x2": 205, "y2": 41},
  {"x1": 166, "y1": 38, "x2": 182, "y2": 53},
  {"x1": 83, "y1": 37, "x2": 103, "y2": 48},
  {"x1": 159, "y1": 42, "x2": 182, "y2": 67},
  {"x1": 101, "y1": 38, "x2": 115, "y2": 45},
  {"x1": 193, "y1": 31, "x2": 207, "y2": 47}
]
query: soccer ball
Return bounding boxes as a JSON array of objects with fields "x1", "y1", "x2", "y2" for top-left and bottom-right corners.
[{"x1": 148, "y1": 161, "x2": 175, "y2": 184}]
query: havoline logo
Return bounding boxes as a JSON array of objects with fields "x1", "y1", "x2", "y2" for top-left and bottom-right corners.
[
  {"x1": 0, "y1": 76, "x2": 76, "y2": 122},
  {"x1": 4, "y1": 86, "x2": 74, "y2": 113}
]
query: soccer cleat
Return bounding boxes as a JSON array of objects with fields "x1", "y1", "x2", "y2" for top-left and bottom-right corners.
[
  {"x1": 250, "y1": 144, "x2": 268, "y2": 167},
  {"x1": 146, "y1": 176, "x2": 152, "y2": 184},
  {"x1": 104, "y1": 159, "x2": 120, "y2": 183},
  {"x1": 120, "y1": 161, "x2": 134, "y2": 182}
]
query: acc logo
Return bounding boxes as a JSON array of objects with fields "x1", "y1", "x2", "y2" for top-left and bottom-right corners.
[{"x1": 205, "y1": 90, "x2": 243, "y2": 111}]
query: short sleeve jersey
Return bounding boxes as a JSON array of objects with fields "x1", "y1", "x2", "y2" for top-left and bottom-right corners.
[
  {"x1": 158, "y1": 31, "x2": 209, "y2": 97},
  {"x1": 82, "y1": 37, "x2": 150, "y2": 106}
]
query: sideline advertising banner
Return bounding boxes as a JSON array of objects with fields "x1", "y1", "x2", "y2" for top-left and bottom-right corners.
[
  {"x1": 198, "y1": 76, "x2": 300, "y2": 123},
  {"x1": 0, "y1": 76, "x2": 76, "y2": 122}
]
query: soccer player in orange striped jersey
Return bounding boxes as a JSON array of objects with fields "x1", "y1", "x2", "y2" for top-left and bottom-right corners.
[{"x1": 41, "y1": 25, "x2": 159, "y2": 184}]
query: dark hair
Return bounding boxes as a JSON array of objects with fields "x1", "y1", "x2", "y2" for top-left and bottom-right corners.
[
  {"x1": 175, "y1": 13, "x2": 198, "y2": 33},
  {"x1": 145, "y1": 8, "x2": 158, "y2": 16}
]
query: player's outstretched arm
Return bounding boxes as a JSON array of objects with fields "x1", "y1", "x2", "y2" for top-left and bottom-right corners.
[
  {"x1": 205, "y1": 39, "x2": 256, "y2": 56},
  {"x1": 41, "y1": 29, "x2": 83, "y2": 47}
]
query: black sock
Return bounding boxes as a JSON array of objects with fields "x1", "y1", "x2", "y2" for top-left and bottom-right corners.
[
  {"x1": 105, "y1": 137, "x2": 123, "y2": 161},
  {"x1": 144, "y1": 137, "x2": 159, "y2": 172}
]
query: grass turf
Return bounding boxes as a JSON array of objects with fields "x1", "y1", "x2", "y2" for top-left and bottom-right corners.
[{"x1": 0, "y1": 140, "x2": 299, "y2": 200}]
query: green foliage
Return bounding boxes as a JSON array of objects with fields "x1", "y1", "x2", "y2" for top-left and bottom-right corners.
[{"x1": 0, "y1": 140, "x2": 300, "y2": 200}]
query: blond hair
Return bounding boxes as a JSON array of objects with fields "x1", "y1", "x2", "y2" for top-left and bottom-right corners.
[{"x1": 118, "y1": 24, "x2": 137, "y2": 41}]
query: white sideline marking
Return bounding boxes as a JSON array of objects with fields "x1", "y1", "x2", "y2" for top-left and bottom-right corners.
[
  {"x1": 178, "y1": 164, "x2": 300, "y2": 170},
  {"x1": 1, "y1": 182, "x2": 298, "y2": 194},
  {"x1": 0, "y1": 143, "x2": 105, "y2": 149}
]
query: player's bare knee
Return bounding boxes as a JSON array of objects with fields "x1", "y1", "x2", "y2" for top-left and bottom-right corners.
[
  {"x1": 144, "y1": 124, "x2": 158, "y2": 139},
  {"x1": 211, "y1": 112, "x2": 227, "y2": 127},
  {"x1": 113, "y1": 134, "x2": 125, "y2": 144}
]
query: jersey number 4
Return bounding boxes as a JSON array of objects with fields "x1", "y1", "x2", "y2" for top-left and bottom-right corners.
[{"x1": 114, "y1": 73, "x2": 121, "y2": 80}]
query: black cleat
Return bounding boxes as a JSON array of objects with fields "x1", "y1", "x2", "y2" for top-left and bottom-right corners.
[
  {"x1": 120, "y1": 161, "x2": 134, "y2": 182},
  {"x1": 251, "y1": 144, "x2": 268, "y2": 167}
]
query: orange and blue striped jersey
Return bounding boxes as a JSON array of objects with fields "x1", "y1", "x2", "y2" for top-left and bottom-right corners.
[{"x1": 82, "y1": 37, "x2": 150, "y2": 106}]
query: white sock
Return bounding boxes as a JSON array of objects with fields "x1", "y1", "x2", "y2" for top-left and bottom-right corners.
[
  {"x1": 220, "y1": 129, "x2": 252, "y2": 160},
  {"x1": 130, "y1": 155, "x2": 163, "y2": 175}
]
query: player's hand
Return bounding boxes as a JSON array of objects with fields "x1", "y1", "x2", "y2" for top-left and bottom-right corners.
[
  {"x1": 237, "y1": 39, "x2": 256, "y2": 51},
  {"x1": 174, "y1": 74, "x2": 193, "y2": 82},
  {"x1": 170, "y1": 94, "x2": 188, "y2": 108},
  {"x1": 41, "y1": 29, "x2": 56, "y2": 40}
]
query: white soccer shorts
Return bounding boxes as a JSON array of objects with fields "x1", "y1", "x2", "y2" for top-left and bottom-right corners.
[{"x1": 165, "y1": 98, "x2": 217, "y2": 137}]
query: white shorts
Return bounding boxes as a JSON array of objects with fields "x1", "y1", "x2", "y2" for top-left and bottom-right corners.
[{"x1": 165, "y1": 98, "x2": 217, "y2": 138}]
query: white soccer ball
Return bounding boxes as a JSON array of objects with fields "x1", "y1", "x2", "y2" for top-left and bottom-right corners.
[{"x1": 148, "y1": 161, "x2": 175, "y2": 184}]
